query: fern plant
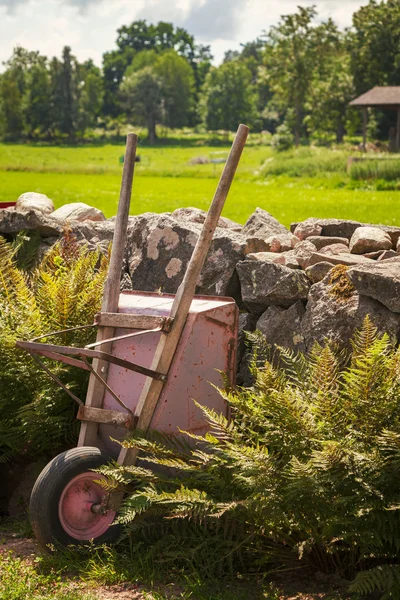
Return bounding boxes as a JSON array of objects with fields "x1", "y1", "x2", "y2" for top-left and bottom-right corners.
[
  {"x1": 0, "y1": 232, "x2": 109, "y2": 462},
  {"x1": 101, "y1": 318, "x2": 400, "y2": 595}
]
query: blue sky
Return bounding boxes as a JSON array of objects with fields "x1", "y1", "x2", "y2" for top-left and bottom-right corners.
[{"x1": 0, "y1": 0, "x2": 367, "y2": 67}]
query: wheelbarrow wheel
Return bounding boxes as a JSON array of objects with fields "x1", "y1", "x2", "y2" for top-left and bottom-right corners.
[{"x1": 29, "y1": 446, "x2": 121, "y2": 549}]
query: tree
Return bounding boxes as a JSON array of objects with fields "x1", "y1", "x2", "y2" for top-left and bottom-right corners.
[
  {"x1": 0, "y1": 71, "x2": 24, "y2": 140},
  {"x1": 199, "y1": 61, "x2": 258, "y2": 132},
  {"x1": 121, "y1": 49, "x2": 195, "y2": 133},
  {"x1": 0, "y1": 47, "x2": 44, "y2": 140},
  {"x1": 25, "y1": 58, "x2": 52, "y2": 137},
  {"x1": 102, "y1": 20, "x2": 209, "y2": 118},
  {"x1": 264, "y1": 7, "x2": 340, "y2": 145},
  {"x1": 155, "y1": 51, "x2": 195, "y2": 128},
  {"x1": 223, "y1": 50, "x2": 240, "y2": 63},
  {"x1": 350, "y1": 0, "x2": 400, "y2": 95},
  {"x1": 59, "y1": 46, "x2": 78, "y2": 137},
  {"x1": 306, "y1": 51, "x2": 355, "y2": 143},
  {"x1": 76, "y1": 60, "x2": 103, "y2": 136},
  {"x1": 49, "y1": 47, "x2": 79, "y2": 139},
  {"x1": 349, "y1": 0, "x2": 400, "y2": 139},
  {"x1": 191, "y1": 44, "x2": 213, "y2": 98},
  {"x1": 120, "y1": 66, "x2": 162, "y2": 142},
  {"x1": 102, "y1": 49, "x2": 133, "y2": 118}
]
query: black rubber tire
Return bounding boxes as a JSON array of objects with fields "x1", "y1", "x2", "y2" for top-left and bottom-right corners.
[{"x1": 29, "y1": 446, "x2": 121, "y2": 549}]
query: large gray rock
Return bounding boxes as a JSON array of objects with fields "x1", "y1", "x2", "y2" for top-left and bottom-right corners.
[
  {"x1": 291, "y1": 218, "x2": 362, "y2": 240},
  {"x1": 0, "y1": 208, "x2": 61, "y2": 237},
  {"x1": 305, "y1": 261, "x2": 333, "y2": 284},
  {"x1": 319, "y1": 219, "x2": 362, "y2": 239},
  {"x1": 257, "y1": 250, "x2": 302, "y2": 269},
  {"x1": 378, "y1": 250, "x2": 399, "y2": 261},
  {"x1": 318, "y1": 243, "x2": 350, "y2": 256},
  {"x1": 369, "y1": 224, "x2": 400, "y2": 246},
  {"x1": 291, "y1": 240, "x2": 317, "y2": 269},
  {"x1": 16, "y1": 192, "x2": 54, "y2": 214},
  {"x1": 70, "y1": 220, "x2": 115, "y2": 245},
  {"x1": 347, "y1": 262, "x2": 400, "y2": 313},
  {"x1": 382, "y1": 256, "x2": 400, "y2": 264},
  {"x1": 52, "y1": 202, "x2": 106, "y2": 223},
  {"x1": 291, "y1": 218, "x2": 400, "y2": 244},
  {"x1": 243, "y1": 238, "x2": 273, "y2": 254},
  {"x1": 246, "y1": 251, "x2": 286, "y2": 263},
  {"x1": 257, "y1": 301, "x2": 306, "y2": 353},
  {"x1": 308, "y1": 252, "x2": 374, "y2": 268},
  {"x1": 349, "y1": 226, "x2": 392, "y2": 254},
  {"x1": 36, "y1": 220, "x2": 115, "y2": 260},
  {"x1": 300, "y1": 279, "x2": 400, "y2": 351},
  {"x1": 126, "y1": 213, "x2": 248, "y2": 297},
  {"x1": 364, "y1": 250, "x2": 387, "y2": 260},
  {"x1": 236, "y1": 260, "x2": 310, "y2": 314},
  {"x1": 242, "y1": 208, "x2": 289, "y2": 239},
  {"x1": 171, "y1": 207, "x2": 242, "y2": 232},
  {"x1": 293, "y1": 221, "x2": 322, "y2": 240},
  {"x1": 306, "y1": 236, "x2": 349, "y2": 250},
  {"x1": 263, "y1": 233, "x2": 298, "y2": 252},
  {"x1": 246, "y1": 251, "x2": 300, "y2": 269}
]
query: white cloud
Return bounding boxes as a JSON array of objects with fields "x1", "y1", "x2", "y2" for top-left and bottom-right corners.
[{"x1": 0, "y1": 0, "x2": 365, "y2": 68}]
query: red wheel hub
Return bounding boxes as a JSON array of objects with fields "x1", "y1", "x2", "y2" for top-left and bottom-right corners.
[{"x1": 58, "y1": 472, "x2": 116, "y2": 540}]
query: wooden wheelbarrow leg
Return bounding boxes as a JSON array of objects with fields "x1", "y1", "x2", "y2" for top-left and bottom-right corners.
[
  {"x1": 118, "y1": 123, "x2": 249, "y2": 466},
  {"x1": 79, "y1": 133, "x2": 138, "y2": 447}
]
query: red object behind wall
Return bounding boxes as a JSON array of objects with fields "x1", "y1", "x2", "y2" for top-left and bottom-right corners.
[{"x1": 0, "y1": 202, "x2": 16, "y2": 209}]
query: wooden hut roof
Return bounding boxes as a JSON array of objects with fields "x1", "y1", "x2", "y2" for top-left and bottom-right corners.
[{"x1": 350, "y1": 86, "x2": 400, "y2": 107}]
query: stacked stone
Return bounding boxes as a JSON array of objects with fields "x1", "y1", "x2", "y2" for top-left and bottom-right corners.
[
  {"x1": 2, "y1": 195, "x2": 400, "y2": 384},
  {"x1": 235, "y1": 211, "x2": 400, "y2": 382}
]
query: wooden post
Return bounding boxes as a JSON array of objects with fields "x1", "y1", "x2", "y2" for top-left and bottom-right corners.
[
  {"x1": 118, "y1": 124, "x2": 249, "y2": 466},
  {"x1": 78, "y1": 133, "x2": 138, "y2": 447},
  {"x1": 396, "y1": 107, "x2": 400, "y2": 152},
  {"x1": 362, "y1": 107, "x2": 367, "y2": 153}
]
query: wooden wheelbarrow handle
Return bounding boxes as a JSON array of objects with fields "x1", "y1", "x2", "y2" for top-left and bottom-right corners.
[{"x1": 119, "y1": 123, "x2": 249, "y2": 466}]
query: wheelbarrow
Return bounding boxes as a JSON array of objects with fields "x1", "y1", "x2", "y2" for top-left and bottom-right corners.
[{"x1": 16, "y1": 124, "x2": 249, "y2": 547}]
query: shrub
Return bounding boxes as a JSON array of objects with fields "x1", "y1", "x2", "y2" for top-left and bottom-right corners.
[
  {"x1": 0, "y1": 232, "x2": 109, "y2": 462},
  {"x1": 102, "y1": 318, "x2": 400, "y2": 597},
  {"x1": 271, "y1": 124, "x2": 295, "y2": 152}
]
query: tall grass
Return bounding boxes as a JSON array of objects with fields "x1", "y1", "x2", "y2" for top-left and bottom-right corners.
[
  {"x1": 350, "y1": 158, "x2": 400, "y2": 181},
  {"x1": 259, "y1": 147, "x2": 350, "y2": 178}
]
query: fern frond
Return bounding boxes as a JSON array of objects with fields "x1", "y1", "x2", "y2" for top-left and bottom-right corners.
[
  {"x1": 12, "y1": 229, "x2": 41, "y2": 271},
  {"x1": 0, "y1": 234, "x2": 108, "y2": 462},
  {"x1": 349, "y1": 565, "x2": 400, "y2": 598}
]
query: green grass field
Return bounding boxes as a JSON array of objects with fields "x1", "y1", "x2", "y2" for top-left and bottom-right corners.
[{"x1": 1, "y1": 141, "x2": 400, "y2": 226}]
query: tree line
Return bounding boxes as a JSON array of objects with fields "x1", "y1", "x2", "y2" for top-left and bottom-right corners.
[{"x1": 0, "y1": 0, "x2": 399, "y2": 144}]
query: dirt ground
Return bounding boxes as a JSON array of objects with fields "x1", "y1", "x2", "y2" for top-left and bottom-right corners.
[{"x1": 0, "y1": 531, "x2": 361, "y2": 600}]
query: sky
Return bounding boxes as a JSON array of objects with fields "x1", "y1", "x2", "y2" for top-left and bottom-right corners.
[{"x1": 0, "y1": 0, "x2": 368, "y2": 67}]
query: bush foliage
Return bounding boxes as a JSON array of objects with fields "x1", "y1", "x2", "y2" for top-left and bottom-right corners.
[
  {"x1": 101, "y1": 318, "x2": 400, "y2": 597},
  {"x1": 271, "y1": 124, "x2": 295, "y2": 152},
  {"x1": 0, "y1": 232, "x2": 109, "y2": 462}
]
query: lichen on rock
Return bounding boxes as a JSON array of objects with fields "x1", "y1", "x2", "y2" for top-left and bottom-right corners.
[{"x1": 328, "y1": 264, "x2": 355, "y2": 301}]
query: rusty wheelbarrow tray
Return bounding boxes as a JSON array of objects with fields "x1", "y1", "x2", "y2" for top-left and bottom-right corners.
[{"x1": 16, "y1": 125, "x2": 249, "y2": 548}]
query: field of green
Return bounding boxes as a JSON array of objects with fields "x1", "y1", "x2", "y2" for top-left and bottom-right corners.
[{"x1": 1, "y1": 138, "x2": 400, "y2": 227}]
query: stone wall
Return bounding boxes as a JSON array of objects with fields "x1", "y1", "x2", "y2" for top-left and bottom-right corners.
[{"x1": 2, "y1": 193, "x2": 400, "y2": 385}]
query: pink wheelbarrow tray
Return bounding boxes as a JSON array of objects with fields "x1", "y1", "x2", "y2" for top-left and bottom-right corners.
[{"x1": 17, "y1": 125, "x2": 249, "y2": 548}]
